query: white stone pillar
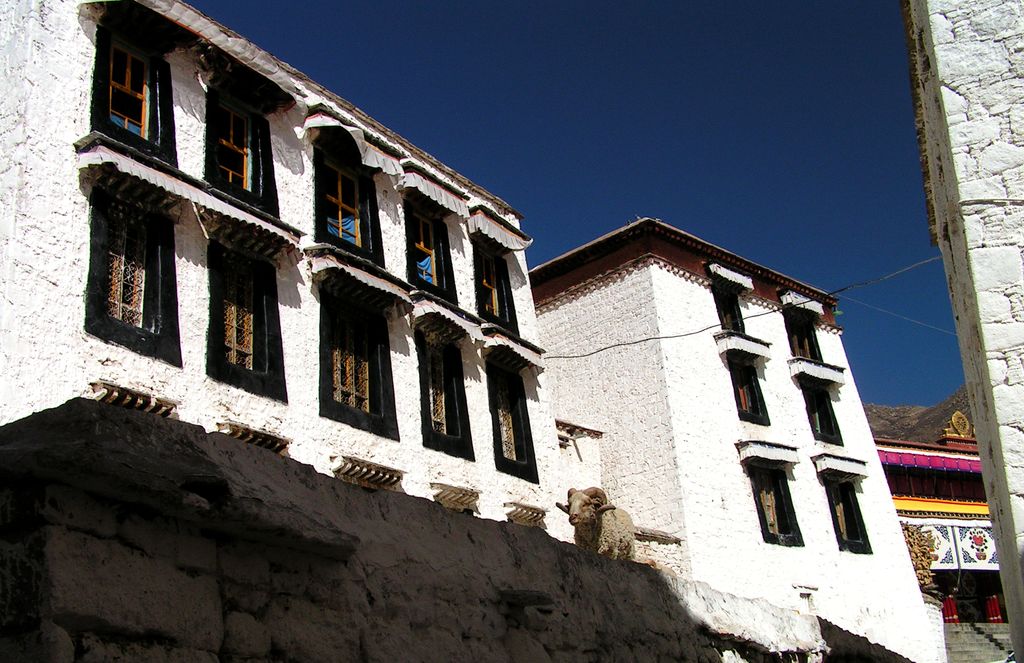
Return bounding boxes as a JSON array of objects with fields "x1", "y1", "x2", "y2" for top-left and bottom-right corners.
[{"x1": 904, "y1": 0, "x2": 1024, "y2": 651}]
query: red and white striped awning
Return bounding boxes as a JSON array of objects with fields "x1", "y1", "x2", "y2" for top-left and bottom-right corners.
[
  {"x1": 78, "y1": 146, "x2": 299, "y2": 253},
  {"x1": 302, "y1": 113, "x2": 404, "y2": 177},
  {"x1": 398, "y1": 163, "x2": 470, "y2": 218},
  {"x1": 467, "y1": 210, "x2": 531, "y2": 252}
]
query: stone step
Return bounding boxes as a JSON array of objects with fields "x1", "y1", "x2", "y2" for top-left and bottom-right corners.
[{"x1": 944, "y1": 622, "x2": 1012, "y2": 663}]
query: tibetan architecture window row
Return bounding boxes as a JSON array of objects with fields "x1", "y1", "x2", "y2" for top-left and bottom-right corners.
[
  {"x1": 710, "y1": 277, "x2": 842, "y2": 445},
  {"x1": 90, "y1": 23, "x2": 524, "y2": 349},
  {"x1": 84, "y1": 191, "x2": 536, "y2": 482},
  {"x1": 745, "y1": 459, "x2": 871, "y2": 554}
]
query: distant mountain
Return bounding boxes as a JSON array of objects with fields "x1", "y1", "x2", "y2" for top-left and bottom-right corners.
[{"x1": 863, "y1": 385, "x2": 971, "y2": 442}]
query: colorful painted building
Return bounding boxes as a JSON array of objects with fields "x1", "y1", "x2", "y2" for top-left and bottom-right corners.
[{"x1": 876, "y1": 413, "x2": 1005, "y2": 623}]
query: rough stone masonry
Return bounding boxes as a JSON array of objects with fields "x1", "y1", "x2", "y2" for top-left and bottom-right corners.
[
  {"x1": 904, "y1": 0, "x2": 1024, "y2": 650},
  {"x1": 0, "y1": 399, "x2": 912, "y2": 662}
]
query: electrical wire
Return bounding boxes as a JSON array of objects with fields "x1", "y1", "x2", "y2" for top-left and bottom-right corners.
[
  {"x1": 545, "y1": 254, "x2": 946, "y2": 360},
  {"x1": 838, "y1": 294, "x2": 956, "y2": 336}
]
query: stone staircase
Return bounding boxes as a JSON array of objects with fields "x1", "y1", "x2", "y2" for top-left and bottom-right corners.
[{"x1": 945, "y1": 623, "x2": 1013, "y2": 663}]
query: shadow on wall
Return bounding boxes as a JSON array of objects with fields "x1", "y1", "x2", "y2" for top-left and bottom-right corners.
[{"x1": 0, "y1": 399, "x2": 911, "y2": 662}]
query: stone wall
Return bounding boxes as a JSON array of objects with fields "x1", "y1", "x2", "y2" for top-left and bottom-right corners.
[
  {"x1": 0, "y1": 399, "x2": 914, "y2": 662},
  {"x1": 903, "y1": 0, "x2": 1024, "y2": 651}
]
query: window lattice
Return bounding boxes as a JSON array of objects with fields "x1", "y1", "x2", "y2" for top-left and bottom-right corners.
[
  {"x1": 109, "y1": 45, "x2": 146, "y2": 136},
  {"x1": 428, "y1": 345, "x2": 446, "y2": 433},
  {"x1": 332, "y1": 315, "x2": 370, "y2": 412},
  {"x1": 105, "y1": 200, "x2": 147, "y2": 327},
  {"x1": 325, "y1": 164, "x2": 360, "y2": 245},
  {"x1": 414, "y1": 217, "x2": 436, "y2": 284},
  {"x1": 481, "y1": 254, "x2": 499, "y2": 316},
  {"x1": 760, "y1": 486, "x2": 779, "y2": 536},
  {"x1": 496, "y1": 379, "x2": 516, "y2": 460},
  {"x1": 223, "y1": 255, "x2": 254, "y2": 369},
  {"x1": 215, "y1": 104, "x2": 249, "y2": 188},
  {"x1": 834, "y1": 499, "x2": 848, "y2": 540}
]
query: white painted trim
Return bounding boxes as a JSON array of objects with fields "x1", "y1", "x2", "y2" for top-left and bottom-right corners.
[
  {"x1": 788, "y1": 357, "x2": 845, "y2": 386},
  {"x1": 736, "y1": 440, "x2": 799, "y2": 465},
  {"x1": 780, "y1": 290, "x2": 826, "y2": 316},
  {"x1": 708, "y1": 263, "x2": 753, "y2": 290}
]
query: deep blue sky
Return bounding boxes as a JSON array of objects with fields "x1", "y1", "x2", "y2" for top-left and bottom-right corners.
[{"x1": 187, "y1": 1, "x2": 963, "y2": 406}]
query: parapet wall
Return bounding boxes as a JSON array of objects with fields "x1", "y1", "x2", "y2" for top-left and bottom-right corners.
[{"x1": 0, "y1": 399, "x2": 911, "y2": 662}]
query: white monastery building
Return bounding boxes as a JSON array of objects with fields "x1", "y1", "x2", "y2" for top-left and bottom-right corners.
[
  {"x1": 0, "y1": 0, "x2": 946, "y2": 659},
  {"x1": 531, "y1": 219, "x2": 944, "y2": 662},
  {"x1": 0, "y1": 0, "x2": 557, "y2": 528}
]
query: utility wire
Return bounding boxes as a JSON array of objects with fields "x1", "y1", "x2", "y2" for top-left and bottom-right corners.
[
  {"x1": 545, "y1": 254, "x2": 945, "y2": 360},
  {"x1": 829, "y1": 255, "x2": 942, "y2": 296},
  {"x1": 838, "y1": 294, "x2": 956, "y2": 336}
]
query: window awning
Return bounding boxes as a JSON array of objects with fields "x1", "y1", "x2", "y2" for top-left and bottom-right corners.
[
  {"x1": 708, "y1": 263, "x2": 753, "y2": 291},
  {"x1": 714, "y1": 330, "x2": 771, "y2": 360},
  {"x1": 789, "y1": 357, "x2": 845, "y2": 386},
  {"x1": 78, "y1": 145, "x2": 299, "y2": 257},
  {"x1": 878, "y1": 450, "x2": 981, "y2": 473},
  {"x1": 736, "y1": 440, "x2": 799, "y2": 466},
  {"x1": 411, "y1": 296, "x2": 484, "y2": 344},
  {"x1": 308, "y1": 251, "x2": 412, "y2": 314},
  {"x1": 398, "y1": 162, "x2": 470, "y2": 218},
  {"x1": 780, "y1": 290, "x2": 825, "y2": 317},
  {"x1": 812, "y1": 453, "x2": 868, "y2": 479},
  {"x1": 302, "y1": 113, "x2": 404, "y2": 177},
  {"x1": 468, "y1": 210, "x2": 532, "y2": 253},
  {"x1": 482, "y1": 328, "x2": 544, "y2": 372}
]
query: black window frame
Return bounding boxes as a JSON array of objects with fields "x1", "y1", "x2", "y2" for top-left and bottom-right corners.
[
  {"x1": 487, "y1": 363, "x2": 538, "y2": 483},
  {"x1": 748, "y1": 464, "x2": 803, "y2": 547},
  {"x1": 713, "y1": 286, "x2": 744, "y2": 333},
  {"x1": 204, "y1": 89, "x2": 279, "y2": 217},
  {"x1": 473, "y1": 243, "x2": 518, "y2": 334},
  {"x1": 784, "y1": 309, "x2": 822, "y2": 361},
  {"x1": 728, "y1": 358, "x2": 770, "y2": 426},
  {"x1": 91, "y1": 26, "x2": 177, "y2": 166},
  {"x1": 415, "y1": 332, "x2": 473, "y2": 460},
  {"x1": 206, "y1": 242, "x2": 287, "y2": 402},
  {"x1": 405, "y1": 205, "x2": 458, "y2": 304},
  {"x1": 319, "y1": 294, "x2": 399, "y2": 440},
  {"x1": 802, "y1": 383, "x2": 842, "y2": 444},
  {"x1": 85, "y1": 190, "x2": 182, "y2": 367},
  {"x1": 312, "y1": 146, "x2": 384, "y2": 266},
  {"x1": 824, "y1": 479, "x2": 872, "y2": 554}
]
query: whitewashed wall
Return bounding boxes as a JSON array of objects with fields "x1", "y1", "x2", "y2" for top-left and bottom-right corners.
[
  {"x1": 536, "y1": 257, "x2": 942, "y2": 662},
  {"x1": 0, "y1": 0, "x2": 561, "y2": 533},
  {"x1": 906, "y1": 0, "x2": 1024, "y2": 651}
]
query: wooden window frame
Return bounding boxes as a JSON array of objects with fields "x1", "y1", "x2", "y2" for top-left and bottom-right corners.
[
  {"x1": 713, "y1": 286, "x2": 744, "y2": 333},
  {"x1": 108, "y1": 43, "x2": 147, "y2": 137},
  {"x1": 473, "y1": 244, "x2": 519, "y2": 334},
  {"x1": 319, "y1": 295, "x2": 399, "y2": 439},
  {"x1": 415, "y1": 332, "x2": 472, "y2": 459},
  {"x1": 222, "y1": 253, "x2": 256, "y2": 370},
  {"x1": 214, "y1": 103, "x2": 250, "y2": 189},
  {"x1": 784, "y1": 309, "x2": 822, "y2": 361},
  {"x1": 312, "y1": 148, "x2": 384, "y2": 265},
  {"x1": 85, "y1": 190, "x2": 181, "y2": 367},
  {"x1": 91, "y1": 27, "x2": 177, "y2": 165},
  {"x1": 405, "y1": 206, "x2": 457, "y2": 303},
  {"x1": 728, "y1": 358, "x2": 770, "y2": 426},
  {"x1": 748, "y1": 465, "x2": 803, "y2": 547},
  {"x1": 824, "y1": 479, "x2": 871, "y2": 554},
  {"x1": 204, "y1": 90, "x2": 279, "y2": 216},
  {"x1": 487, "y1": 363, "x2": 538, "y2": 483},
  {"x1": 802, "y1": 384, "x2": 842, "y2": 444},
  {"x1": 206, "y1": 243, "x2": 287, "y2": 402}
]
